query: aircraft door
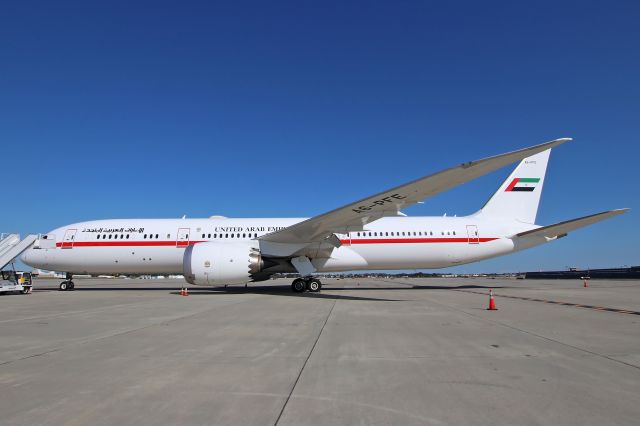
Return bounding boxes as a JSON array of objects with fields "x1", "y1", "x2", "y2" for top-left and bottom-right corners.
[
  {"x1": 339, "y1": 230, "x2": 352, "y2": 245},
  {"x1": 61, "y1": 229, "x2": 77, "y2": 249},
  {"x1": 466, "y1": 225, "x2": 479, "y2": 244},
  {"x1": 176, "y1": 228, "x2": 190, "y2": 248}
]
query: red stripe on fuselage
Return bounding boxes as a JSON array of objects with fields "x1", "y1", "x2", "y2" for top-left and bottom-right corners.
[
  {"x1": 56, "y1": 240, "x2": 207, "y2": 247},
  {"x1": 343, "y1": 237, "x2": 498, "y2": 245}
]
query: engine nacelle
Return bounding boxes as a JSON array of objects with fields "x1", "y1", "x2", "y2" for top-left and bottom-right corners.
[{"x1": 183, "y1": 242, "x2": 263, "y2": 285}]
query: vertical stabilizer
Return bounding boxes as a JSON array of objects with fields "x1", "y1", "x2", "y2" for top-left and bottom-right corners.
[{"x1": 476, "y1": 149, "x2": 552, "y2": 224}]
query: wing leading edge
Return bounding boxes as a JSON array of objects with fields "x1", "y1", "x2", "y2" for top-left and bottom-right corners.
[{"x1": 259, "y1": 138, "x2": 572, "y2": 254}]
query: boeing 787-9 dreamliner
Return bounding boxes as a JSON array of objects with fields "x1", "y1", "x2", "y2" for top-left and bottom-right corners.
[{"x1": 22, "y1": 138, "x2": 628, "y2": 292}]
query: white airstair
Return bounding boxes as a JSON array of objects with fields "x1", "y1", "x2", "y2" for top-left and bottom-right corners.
[
  {"x1": 0, "y1": 233, "x2": 39, "y2": 270},
  {"x1": 0, "y1": 234, "x2": 20, "y2": 257}
]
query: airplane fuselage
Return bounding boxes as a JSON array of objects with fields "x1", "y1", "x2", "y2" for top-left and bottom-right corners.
[{"x1": 22, "y1": 216, "x2": 534, "y2": 277}]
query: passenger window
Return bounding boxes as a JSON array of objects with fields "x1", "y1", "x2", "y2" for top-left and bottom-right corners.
[
  {"x1": 453, "y1": 231, "x2": 456, "y2": 235},
  {"x1": 144, "y1": 234, "x2": 147, "y2": 239},
  {"x1": 202, "y1": 233, "x2": 205, "y2": 238},
  {"x1": 254, "y1": 233, "x2": 257, "y2": 238},
  {"x1": 385, "y1": 232, "x2": 388, "y2": 236},
  {"x1": 109, "y1": 235, "x2": 112, "y2": 239},
  {"x1": 225, "y1": 234, "x2": 228, "y2": 238},
  {"x1": 97, "y1": 235, "x2": 101, "y2": 239},
  {"x1": 126, "y1": 234, "x2": 130, "y2": 239},
  {"x1": 243, "y1": 233, "x2": 246, "y2": 238}
]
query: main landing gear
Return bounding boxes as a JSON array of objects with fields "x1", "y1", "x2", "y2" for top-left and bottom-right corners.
[
  {"x1": 291, "y1": 277, "x2": 322, "y2": 293},
  {"x1": 59, "y1": 273, "x2": 75, "y2": 291}
]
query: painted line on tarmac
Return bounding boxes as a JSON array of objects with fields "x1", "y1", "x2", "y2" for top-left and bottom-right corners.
[{"x1": 456, "y1": 289, "x2": 640, "y2": 316}]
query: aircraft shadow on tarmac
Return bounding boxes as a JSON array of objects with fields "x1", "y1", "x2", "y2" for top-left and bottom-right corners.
[
  {"x1": 47, "y1": 285, "x2": 399, "y2": 302},
  {"x1": 42, "y1": 283, "x2": 506, "y2": 302}
]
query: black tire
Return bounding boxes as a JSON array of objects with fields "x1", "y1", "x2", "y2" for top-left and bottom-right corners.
[
  {"x1": 306, "y1": 279, "x2": 321, "y2": 292},
  {"x1": 69, "y1": 281, "x2": 75, "y2": 290},
  {"x1": 292, "y1": 278, "x2": 306, "y2": 293},
  {"x1": 59, "y1": 281, "x2": 68, "y2": 291},
  {"x1": 22, "y1": 287, "x2": 30, "y2": 294}
]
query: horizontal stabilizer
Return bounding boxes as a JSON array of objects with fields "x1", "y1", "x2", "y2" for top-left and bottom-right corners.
[{"x1": 515, "y1": 209, "x2": 629, "y2": 239}]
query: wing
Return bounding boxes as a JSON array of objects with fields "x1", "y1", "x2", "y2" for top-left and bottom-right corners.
[
  {"x1": 515, "y1": 209, "x2": 629, "y2": 239},
  {"x1": 259, "y1": 138, "x2": 571, "y2": 256}
]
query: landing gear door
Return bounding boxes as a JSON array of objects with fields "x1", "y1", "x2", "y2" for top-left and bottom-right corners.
[
  {"x1": 176, "y1": 228, "x2": 190, "y2": 248},
  {"x1": 61, "y1": 229, "x2": 77, "y2": 249},
  {"x1": 466, "y1": 225, "x2": 479, "y2": 244}
]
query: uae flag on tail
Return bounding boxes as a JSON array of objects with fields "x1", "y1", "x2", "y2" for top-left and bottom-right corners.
[{"x1": 505, "y1": 177, "x2": 540, "y2": 192}]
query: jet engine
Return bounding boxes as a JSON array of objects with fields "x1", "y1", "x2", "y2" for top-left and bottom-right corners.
[{"x1": 183, "y1": 242, "x2": 264, "y2": 285}]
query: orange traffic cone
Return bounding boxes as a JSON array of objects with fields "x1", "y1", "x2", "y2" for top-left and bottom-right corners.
[
  {"x1": 583, "y1": 278, "x2": 589, "y2": 288},
  {"x1": 180, "y1": 288, "x2": 185, "y2": 296},
  {"x1": 183, "y1": 287, "x2": 189, "y2": 296},
  {"x1": 487, "y1": 289, "x2": 498, "y2": 310}
]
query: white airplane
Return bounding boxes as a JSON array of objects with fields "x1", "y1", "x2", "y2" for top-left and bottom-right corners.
[{"x1": 21, "y1": 138, "x2": 627, "y2": 292}]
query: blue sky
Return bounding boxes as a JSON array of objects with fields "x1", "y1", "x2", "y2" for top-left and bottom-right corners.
[{"x1": 1, "y1": 1, "x2": 638, "y2": 273}]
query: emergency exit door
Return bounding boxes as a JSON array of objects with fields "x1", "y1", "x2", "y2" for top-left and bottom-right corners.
[
  {"x1": 176, "y1": 228, "x2": 190, "y2": 248},
  {"x1": 466, "y1": 225, "x2": 479, "y2": 244}
]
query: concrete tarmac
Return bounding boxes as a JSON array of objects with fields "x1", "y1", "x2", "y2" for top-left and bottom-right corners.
[{"x1": 1, "y1": 277, "x2": 639, "y2": 425}]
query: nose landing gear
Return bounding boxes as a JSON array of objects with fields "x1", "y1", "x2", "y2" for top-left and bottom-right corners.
[
  {"x1": 291, "y1": 277, "x2": 322, "y2": 293},
  {"x1": 59, "y1": 274, "x2": 75, "y2": 291}
]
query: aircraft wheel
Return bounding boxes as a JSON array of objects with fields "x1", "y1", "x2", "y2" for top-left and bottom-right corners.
[
  {"x1": 68, "y1": 281, "x2": 75, "y2": 290},
  {"x1": 59, "y1": 281, "x2": 68, "y2": 291},
  {"x1": 291, "y1": 278, "x2": 306, "y2": 293},
  {"x1": 306, "y1": 279, "x2": 321, "y2": 292}
]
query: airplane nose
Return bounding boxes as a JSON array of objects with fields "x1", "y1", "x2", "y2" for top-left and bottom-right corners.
[{"x1": 21, "y1": 249, "x2": 37, "y2": 266}]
